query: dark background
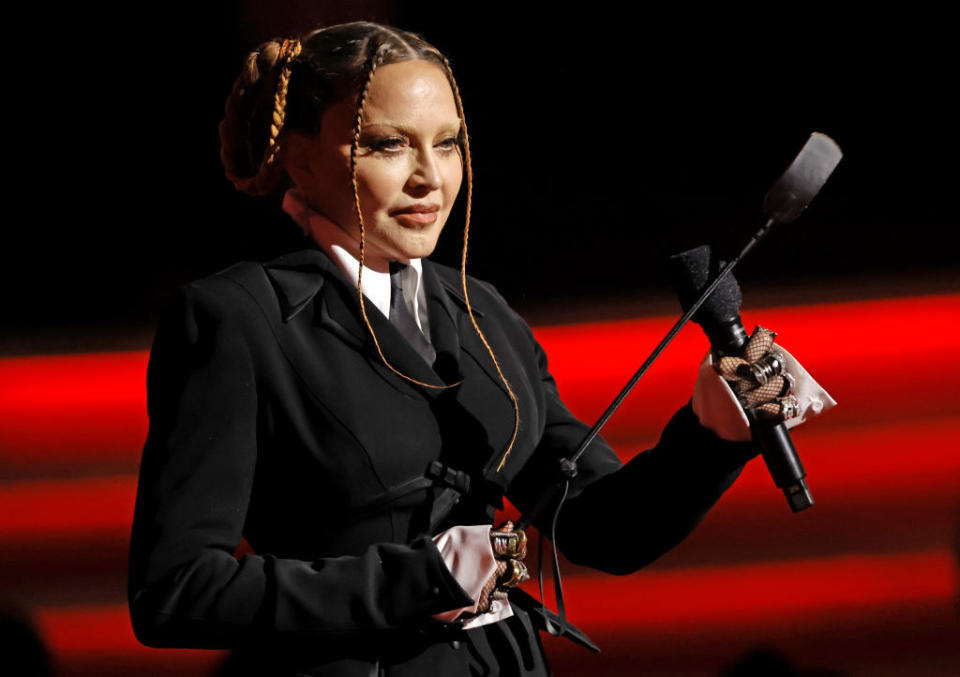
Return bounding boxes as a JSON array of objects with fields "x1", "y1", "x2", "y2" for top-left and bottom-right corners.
[
  {"x1": 2, "y1": 6, "x2": 957, "y2": 676},
  {"x1": 5, "y1": 2, "x2": 956, "y2": 352}
]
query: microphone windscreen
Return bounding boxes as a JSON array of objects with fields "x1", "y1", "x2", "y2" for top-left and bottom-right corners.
[{"x1": 669, "y1": 244, "x2": 742, "y2": 327}]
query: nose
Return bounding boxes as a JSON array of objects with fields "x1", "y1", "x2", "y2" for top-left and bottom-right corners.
[{"x1": 408, "y1": 147, "x2": 443, "y2": 192}]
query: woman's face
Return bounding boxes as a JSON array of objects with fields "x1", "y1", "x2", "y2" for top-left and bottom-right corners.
[{"x1": 287, "y1": 59, "x2": 464, "y2": 270}]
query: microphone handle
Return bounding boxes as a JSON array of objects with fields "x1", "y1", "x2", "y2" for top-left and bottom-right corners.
[
  {"x1": 749, "y1": 415, "x2": 814, "y2": 512},
  {"x1": 709, "y1": 318, "x2": 814, "y2": 513}
]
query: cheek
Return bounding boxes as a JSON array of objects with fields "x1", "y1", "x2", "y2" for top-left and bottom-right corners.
[
  {"x1": 442, "y1": 157, "x2": 464, "y2": 199},
  {"x1": 357, "y1": 162, "x2": 409, "y2": 207}
]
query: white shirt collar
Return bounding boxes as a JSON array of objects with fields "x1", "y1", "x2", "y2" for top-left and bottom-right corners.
[{"x1": 281, "y1": 187, "x2": 428, "y2": 331}]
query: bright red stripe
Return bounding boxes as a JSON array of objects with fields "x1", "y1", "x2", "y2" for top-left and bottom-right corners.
[
  {"x1": 533, "y1": 293, "x2": 960, "y2": 436},
  {"x1": 0, "y1": 293, "x2": 957, "y2": 466},
  {"x1": 526, "y1": 549, "x2": 957, "y2": 632},
  {"x1": 0, "y1": 350, "x2": 149, "y2": 463},
  {"x1": 534, "y1": 293, "x2": 960, "y2": 380},
  {"x1": 1, "y1": 415, "x2": 956, "y2": 538}
]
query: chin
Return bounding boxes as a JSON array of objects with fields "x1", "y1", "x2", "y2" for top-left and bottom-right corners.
[
  {"x1": 399, "y1": 245, "x2": 438, "y2": 261},
  {"x1": 395, "y1": 235, "x2": 441, "y2": 261}
]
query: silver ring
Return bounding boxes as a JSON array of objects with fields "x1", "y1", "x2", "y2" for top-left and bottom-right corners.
[
  {"x1": 747, "y1": 351, "x2": 786, "y2": 386},
  {"x1": 779, "y1": 394, "x2": 801, "y2": 420}
]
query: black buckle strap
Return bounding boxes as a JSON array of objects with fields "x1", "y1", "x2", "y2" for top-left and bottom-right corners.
[
  {"x1": 425, "y1": 461, "x2": 472, "y2": 494},
  {"x1": 345, "y1": 475, "x2": 435, "y2": 524},
  {"x1": 425, "y1": 462, "x2": 474, "y2": 534},
  {"x1": 341, "y1": 463, "x2": 471, "y2": 528}
]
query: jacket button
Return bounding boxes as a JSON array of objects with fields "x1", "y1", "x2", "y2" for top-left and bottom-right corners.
[
  {"x1": 451, "y1": 640, "x2": 462, "y2": 650},
  {"x1": 431, "y1": 586, "x2": 441, "y2": 596}
]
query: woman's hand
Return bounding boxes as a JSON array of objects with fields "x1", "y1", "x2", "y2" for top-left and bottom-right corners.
[
  {"x1": 692, "y1": 325, "x2": 836, "y2": 442},
  {"x1": 467, "y1": 521, "x2": 529, "y2": 616},
  {"x1": 714, "y1": 327, "x2": 798, "y2": 419},
  {"x1": 474, "y1": 560, "x2": 509, "y2": 614},
  {"x1": 430, "y1": 523, "x2": 520, "y2": 626}
]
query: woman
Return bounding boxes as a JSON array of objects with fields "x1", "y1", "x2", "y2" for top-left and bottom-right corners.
[{"x1": 128, "y1": 21, "x2": 828, "y2": 676}]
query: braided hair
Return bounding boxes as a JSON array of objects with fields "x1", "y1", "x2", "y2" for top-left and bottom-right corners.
[{"x1": 219, "y1": 22, "x2": 519, "y2": 472}]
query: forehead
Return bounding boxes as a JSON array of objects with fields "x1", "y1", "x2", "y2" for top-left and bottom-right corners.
[{"x1": 361, "y1": 60, "x2": 459, "y2": 126}]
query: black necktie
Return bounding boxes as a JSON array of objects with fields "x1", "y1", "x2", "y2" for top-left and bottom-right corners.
[{"x1": 388, "y1": 262, "x2": 437, "y2": 366}]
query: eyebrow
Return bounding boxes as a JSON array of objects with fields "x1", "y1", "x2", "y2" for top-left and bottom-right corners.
[{"x1": 362, "y1": 120, "x2": 463, "y2": 135}]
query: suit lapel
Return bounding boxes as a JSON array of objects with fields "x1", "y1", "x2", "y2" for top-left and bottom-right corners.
[
  {"x1": 264, "y1": 248, "x2": 531, "y2": 480},
  {"x1": 430, "y1": 268, "x2": 512, "y2": 401},
  {"x1": 425, "y1": 263, "x2": 544, "y2": 481},
  {"x1": 421, "y1": 261, "x2": 463, "y2": 385},
  {"x1": 326, "y1": 275, "x2": 447, "y2": 390},
  {"x1": 265, "y1": 247, "x2": 448, "y2": 393}
]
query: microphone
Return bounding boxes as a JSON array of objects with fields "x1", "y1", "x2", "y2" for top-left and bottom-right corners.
[
  {"x1": 671, "y1": 244, "x2": 814, "y2": 512},
  {"x1": 519, "y1": 132, "x2": 841, "y2": 526},
  {"x1": 668, "y1": 133, "x2": 841, "y2": 512}
]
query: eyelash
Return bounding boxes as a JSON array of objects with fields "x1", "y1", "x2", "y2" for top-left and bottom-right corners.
[
  {"x1": 437, "y1": 137, "x2": 460, "y2": 151},
  {"x1": 367, "y1": 136, "x2": 460, "y2": 154}
]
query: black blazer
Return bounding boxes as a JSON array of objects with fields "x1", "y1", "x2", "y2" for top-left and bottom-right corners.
[{"x1": 128, "y1": 243, "x2": 757, "y2": 676}]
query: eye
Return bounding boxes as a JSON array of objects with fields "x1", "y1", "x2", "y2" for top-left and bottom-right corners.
[
  {"x1": 436, "y1": 136, "x2": 460, "y2": 152},
  {"x1": 367, "y1": 136, "x2": 406, "y2": 153}
]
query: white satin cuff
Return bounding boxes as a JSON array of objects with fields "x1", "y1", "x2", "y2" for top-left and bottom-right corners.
[
  {"x1": 692, "y1": 344, "x2": 837, "y2": 442},
  {"x1": 431, "y1": 524, "x2": 514, "y2": 628}
]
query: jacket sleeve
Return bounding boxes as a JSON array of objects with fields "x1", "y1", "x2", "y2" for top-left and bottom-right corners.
[
  {"x1": 128, "y1": 280, "x2": 473, "y2": 649},
  {"x1": 506, "y1": 316, "x2": 760, "y2": 576}
]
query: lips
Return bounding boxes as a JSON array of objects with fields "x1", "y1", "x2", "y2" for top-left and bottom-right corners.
[{"x1": 392, "y1": 204, "x2": 440, "y2": 227}]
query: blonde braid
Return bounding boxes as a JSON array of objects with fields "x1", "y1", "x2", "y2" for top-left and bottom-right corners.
[
  {"x1": 350, "y1": 46, "x2": 462, "y2": 392},
  {"x1": 440, "y1": 54, "x2": 520, "y2": 473},
  {"x1": 348, "y1": 42, "x2": 519, "y2": 472},
  {"x1": 263, "y1": 38, "x2": 302, "y2": 168},
  {"x1": 219, "y1": 38, "x2": 301, "y2": 196}
]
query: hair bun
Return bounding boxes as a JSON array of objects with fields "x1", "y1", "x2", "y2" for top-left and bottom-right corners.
[{"x1": 220, "y1": 38, "x2": 293, "y2": 196}]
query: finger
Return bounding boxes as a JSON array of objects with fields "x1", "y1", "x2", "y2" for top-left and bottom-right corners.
[
  {"x1": 740, "y1": 375, "x2": 786, "y2": 407},
  {"x1": 754, "y1": 402, "x2": 782, "y2": 419},
  {"x1": 478, "y1": 560, "x2": 509, "y2": 614},
  {"x1": 743, "y1": 326, "x2": 777, "y2": 362},
  {"x1": 497, "y1": 558, "x2": 529, "y2": 588},
  {"x1": 754, "y1": 394, "x2": 802, "y2": 422},
  {"x1": 716, "y1": 355, "x2": 749, "y2": 380}
]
